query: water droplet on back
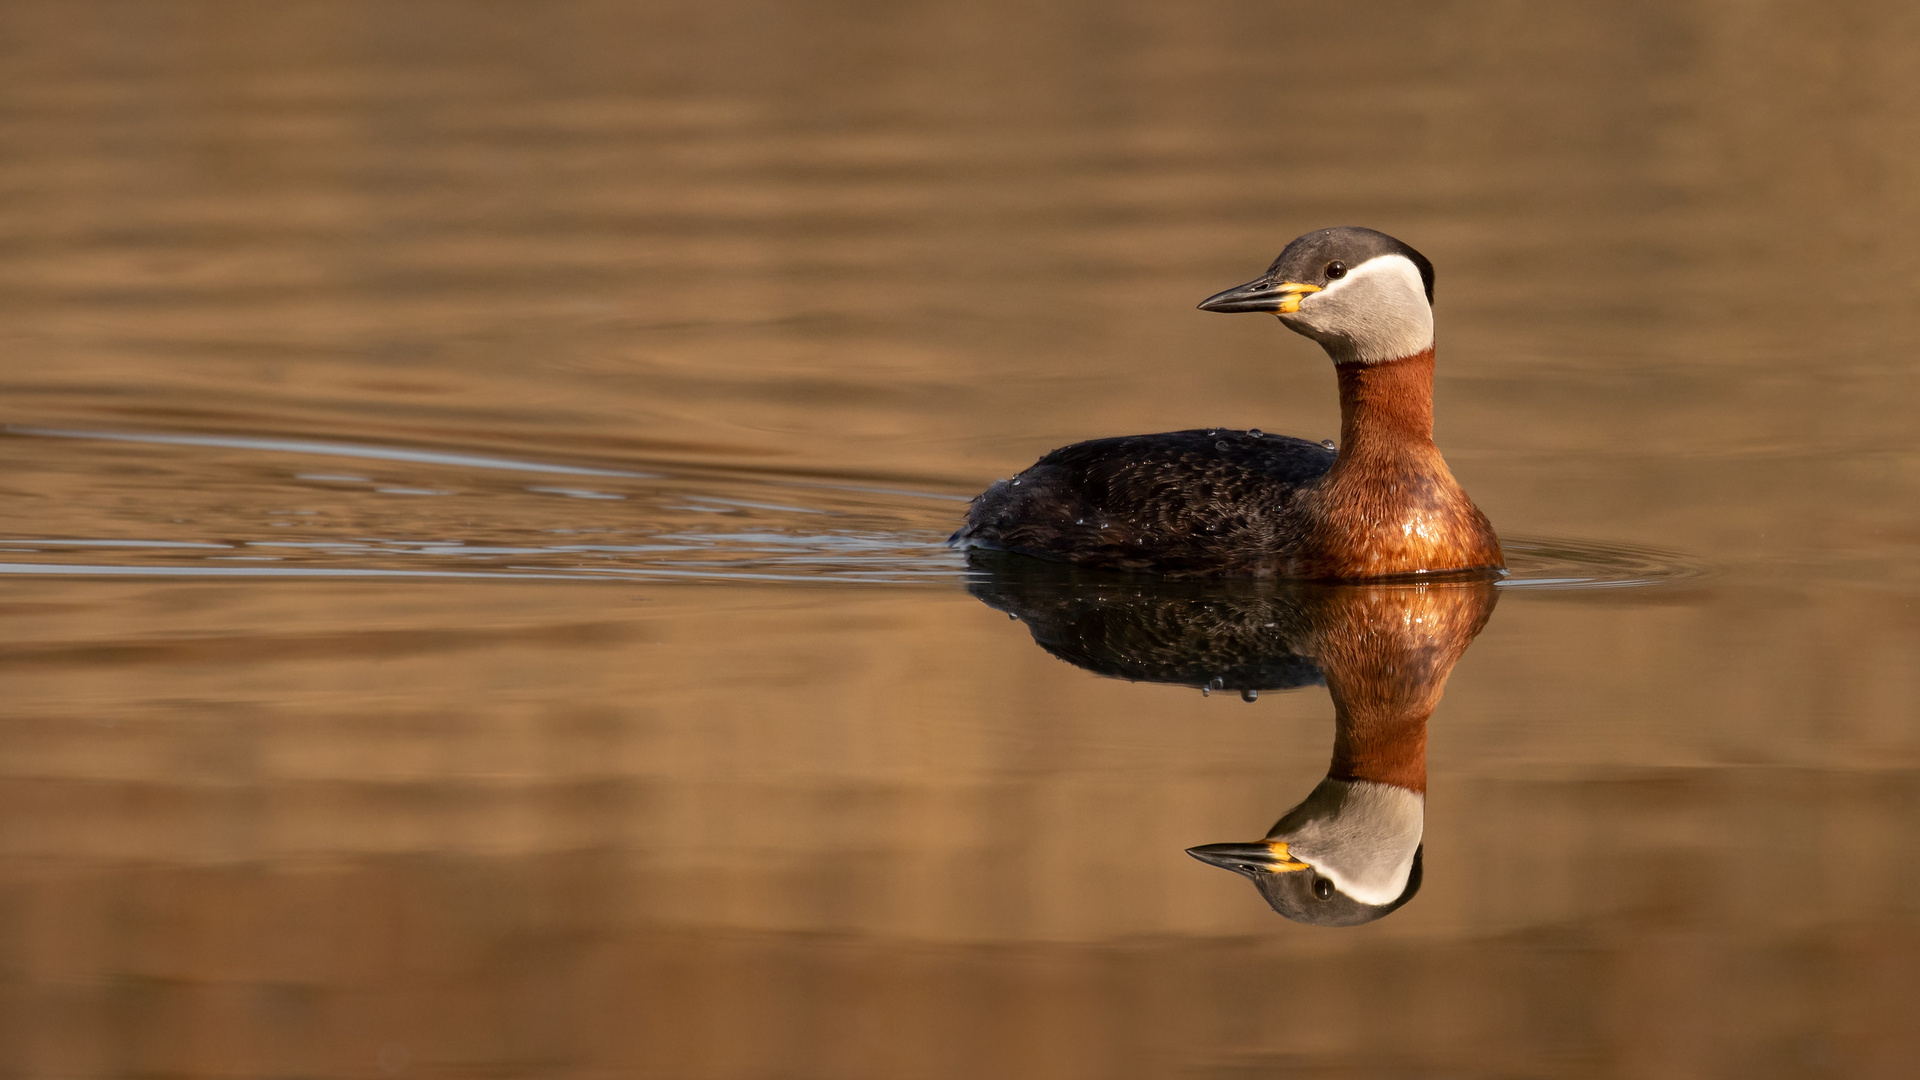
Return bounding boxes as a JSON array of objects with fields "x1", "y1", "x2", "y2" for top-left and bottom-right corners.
[
  {"x1": 1321, "y1": 439, "x2": 1336, "y2": 450},
  {"x1": 1241, "y1": 689, "x2": 1259, "y2": 703},
  {"x1": 1200, "y1": 686, "x2": 1211, "y2": 698},
  {"x1": 1248, "y1": 428, "x2": 1264, "y2": 437},
  {"x1": 1215, "y1": 440, "x2": 1229, "y2": 451}
]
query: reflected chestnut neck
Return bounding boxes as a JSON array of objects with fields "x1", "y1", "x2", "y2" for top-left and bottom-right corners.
[
  {"x1": 1310, "y1": 582, "x2": 1499, "y2": 796},
  {"x1": 1326, "y1": 690, "x2": 1430, "y2": 795}
]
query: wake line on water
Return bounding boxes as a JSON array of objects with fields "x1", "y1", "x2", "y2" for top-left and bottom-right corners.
[
  {"x1": 0, "y1": 426, "x2": 1698, "y2": 590},
  {"x1": 5, "y1": 425, "x2": 660, "y2": 478},
  {"x1": 4, "y1": 425, "x2": 977, "y2": 502}
]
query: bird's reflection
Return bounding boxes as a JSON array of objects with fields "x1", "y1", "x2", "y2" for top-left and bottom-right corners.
[{"x1": 967, "y1": 553, "x2": 1498, "y2": 926}]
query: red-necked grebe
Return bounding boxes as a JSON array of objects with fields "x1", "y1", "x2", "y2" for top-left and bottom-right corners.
[{"x1": 951, "y1": 226, "x2": 1502, "y2": 579}]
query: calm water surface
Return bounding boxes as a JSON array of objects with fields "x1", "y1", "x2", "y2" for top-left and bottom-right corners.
[{"x1": 3, "y1": 2, "x2": 1919, "y2": 1076}]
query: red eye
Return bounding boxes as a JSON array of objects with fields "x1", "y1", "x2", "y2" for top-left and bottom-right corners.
[{"x1": 1325, "y1": 261, "x2": 1347, "y2": 280}]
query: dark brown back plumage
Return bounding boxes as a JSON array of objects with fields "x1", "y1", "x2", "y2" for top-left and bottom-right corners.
[{"x1": 954, "y1": 350, "x2": 1502, "y2": 578}]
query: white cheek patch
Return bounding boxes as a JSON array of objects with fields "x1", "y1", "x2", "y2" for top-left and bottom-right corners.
[{"x1": 1283, "y1": 254, "x2": 1434, "y2": 364}]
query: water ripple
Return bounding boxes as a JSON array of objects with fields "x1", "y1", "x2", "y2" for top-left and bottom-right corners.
[
  {"x1": 0, "y1": 426, "x2": 1700, "y2": 590},
  {"x1": 7, "y1": 425, "x2": 658, "y2": 478}
]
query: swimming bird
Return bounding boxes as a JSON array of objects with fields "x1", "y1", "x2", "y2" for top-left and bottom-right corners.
[{"x1": 952, "y1": 227, "x2": 1502, "y2": 579}]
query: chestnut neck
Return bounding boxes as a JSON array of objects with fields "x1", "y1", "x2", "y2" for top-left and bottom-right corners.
[{"x1": 1330, "y1": 349, "x2": 1438, "y2": 468}]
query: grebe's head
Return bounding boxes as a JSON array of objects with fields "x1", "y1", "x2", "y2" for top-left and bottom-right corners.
[
  {"x1": 1186, "y1": 777, "x2": 1424, "y2": 926},
  {"x1": 1198, "y1": 226, "x2": 1436, "y2": 365}
]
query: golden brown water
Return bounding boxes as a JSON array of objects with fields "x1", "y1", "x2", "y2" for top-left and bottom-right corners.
[{"x1": 4, "y1": 1, "x2": 1920, "y2": 1075}]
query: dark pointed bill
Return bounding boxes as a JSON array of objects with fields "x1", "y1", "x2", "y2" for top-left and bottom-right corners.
[
  {"x1": 1185, "y1": 839, "x2": 1312, "y2": 875},
  {"x1": 1197, "y1": 277, "x2": 1323, "y2": 314}
]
